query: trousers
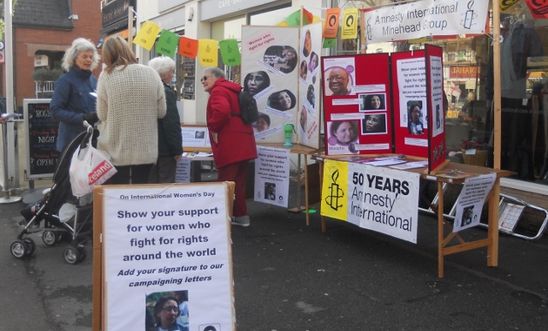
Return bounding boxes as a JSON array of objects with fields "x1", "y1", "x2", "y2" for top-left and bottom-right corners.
[{"x1": 217, "y1": 160, "x2": 249, "y2": 217}]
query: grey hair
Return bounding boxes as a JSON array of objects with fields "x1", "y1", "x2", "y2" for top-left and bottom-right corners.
[
  {"x1": 148, "y1": 56, "x2": 175, "y2": 80},
  {"x1": 61, "y1": 38, "x2": 100, "y2": 72},
  {"x1": 203, "y1": 67, "x2": 225, "y2": 79}
]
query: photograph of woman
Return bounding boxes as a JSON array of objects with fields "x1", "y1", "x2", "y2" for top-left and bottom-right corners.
[
  {"x1": 253, "y1": 112, "x2": 271, "y2": 133},
  {"x1": 267, "y1": 90, "x2": 296, "y2": 111},
  {"x1": 362, "y1": 114, "x2": 387, "y2": 134},
  {"x1": 263, "y1": 46, "x2": 298, "y2": 74},
  {"x1": 243, "y1": 71, "x2": 270, "y2": 96},
  {"x1": 302, "y1": 30, "x2": 312, "y2": 57},
  {"x1": 328, "y1": 120, "x2": 358, "y2": 146},
  {"x1": 308, "y1": 52, "x2": 319, "y2": 72},
  {"x1": 407, "y1": 101, "x2": 424, "y2": 135},
  {"x1": 150, "y1": 296, "x2": 188, "y2": 331},
  {"x1": 299, "y1": 60, "x2": 308, "y2": 80},
  {"x1": 360, "y1": 93, "x2": 385, "y2": 111},
  {"x1": 306, "y1": 84, "x2": 315, "y2": 107},
  {"x1": 324, "y1": 66, "x2": 352, "y2": 96}
]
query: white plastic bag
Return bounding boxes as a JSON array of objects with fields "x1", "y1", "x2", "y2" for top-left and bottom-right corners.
[{"x1": 69, "y1": 137, "x2": 117, "y2": 197}]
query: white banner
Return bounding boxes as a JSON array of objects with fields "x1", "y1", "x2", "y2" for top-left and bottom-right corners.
[
  {"x1": 254, "y1": 146, "x2": 290, "y2": 207},
  {"x1": 102, "y1": 184, "x2": 233, "y2": 331},
  {"x1": 364, "y1": 0, "x2": 489, "y2": 43},
  {"x1": 453, "y1": 173, "x2": 496, "y2": 232},
  {"x1": 347, "y1": 163, "x2": 420, "y2": 243}
]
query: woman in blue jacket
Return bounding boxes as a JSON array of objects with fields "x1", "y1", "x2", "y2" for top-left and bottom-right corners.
[{"x1": 50, "y1": 38, "x2": 100, "y2": 152}]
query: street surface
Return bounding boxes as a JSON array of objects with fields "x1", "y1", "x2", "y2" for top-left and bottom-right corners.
[{"x1": 1, "y1": 198, "x2": 548, "y2": 330}]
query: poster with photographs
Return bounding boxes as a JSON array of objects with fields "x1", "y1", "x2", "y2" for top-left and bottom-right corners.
[
  {"x1": 321, "y1": 53, "x2": 392, "y2": 155},
  {"x1": 254, "y1": 146, "x2": 290, "y2": 207},
  {"x1": 241, "y1": 26, "x2": 299, "y2": 144},
  {"x1": 297, "y1": 22, "x2": 322, "y2": 149}
]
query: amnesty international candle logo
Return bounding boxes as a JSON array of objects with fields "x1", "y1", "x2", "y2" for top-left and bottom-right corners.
[{"x1": 320, "y1": 159, "x2": 348, "y2": 221}]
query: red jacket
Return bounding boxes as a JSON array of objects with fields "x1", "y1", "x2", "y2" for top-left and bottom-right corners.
[{"x1": 207, "y1": 78, "x2": 257, "y2": 168}]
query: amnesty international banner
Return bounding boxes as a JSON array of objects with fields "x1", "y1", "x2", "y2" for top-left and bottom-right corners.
[
  {"x1": 363, "y1": 0, "x2": 489, "y2": 43},
  {"x1": 321, "y1": 159, "x2": 348, "y2": 221},
  {"x1": 347, "y1": 163, "x2": 420, "y2": 243},
  {"x1": 100, "y1": 183, "x2": 234, "y2": 330}
]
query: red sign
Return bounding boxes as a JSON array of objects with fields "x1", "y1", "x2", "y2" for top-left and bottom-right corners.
[
  {"x1": 449, "y1": 66, "x2": 479, "y2": 79},
  {"x1": 525, "y1": 0, "x2": 548, "y2": 19}
]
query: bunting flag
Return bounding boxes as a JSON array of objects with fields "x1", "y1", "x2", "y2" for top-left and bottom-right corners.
[
  {"x1": 284, "y1": 8, "x2": 314, "y2": 27},
  {"x1": 198, "y1": 39, "x2": 219, "y2": 67},
  {"x1": 323, "y1": 8, "x2": 340, "y2": 39},
  {"x1": 302, "y1": 8, "x2": 314, "y2": 25},
  {"x1": 323, "y1": 38, "x2": 337, "y2": 49},
  {"x1": 178, "y1": 36, "x2": 199, "y2": 58},
  {"x1": 155, "y1": 30, "x2": 179, "y2": 58},
  {"x1": 524, "y1": 0, "x2": 548, "y2": 19},
  {"x1": 341, "y1": 8, "x2": 358, "y2": 40},
  {"x1": 133, "y1": 21, "x2": 161, "y2": 51},
  {"x1": 219, "y1": 39, "x2": 241, "y2": 66}
]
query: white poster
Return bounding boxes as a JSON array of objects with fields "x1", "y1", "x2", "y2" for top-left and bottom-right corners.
[
  {"x1": 429, "y1": 55, "x2": 444, "y2": 137},
  {"x1": 364, "y1": 0, "x2": 489, "y2": 43},
  {"x1": 298, "y1": 22, "x2": 322, "y2": 149},
  {"x1": 242, "y1": 26, "x2": 299, "y2": 144},
  {"x1": 102, "y1": 184, "x2": 233, "y2": 331},
  {"x1": 453, "y1": 173, "x2": 496, "y2": 232},
  {"x1": 181, "y1": 126, "x2": 211, "y2": 148},
  {"x1": 347, "y1": 163, "x2": 420, "y2": 243},
  {"x1": 254, "y1": 146, "x2": 290, "y2": 207}
]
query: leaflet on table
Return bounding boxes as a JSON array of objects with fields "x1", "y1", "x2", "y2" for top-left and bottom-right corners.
[
  {"x1": 181, "y1": 127, "x2": 211, "y2": 148},
  {"x1": 453, "y1": 173, "x2": 496, "y2": 232}
]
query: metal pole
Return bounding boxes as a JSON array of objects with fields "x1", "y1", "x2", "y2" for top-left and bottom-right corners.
[
  {"x1": 1, "y1": 0, "x2": 22, "y2": 203},
  {"x1": 492, "y1": 0, "x2": 501, "y2": 170}
]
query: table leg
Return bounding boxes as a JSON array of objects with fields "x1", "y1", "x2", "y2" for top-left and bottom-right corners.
[
  {"x1": 437, "y1": 180, "x2": 445, "y2": 278},
  {"x1": 487, "y1": 178, "x2": 500, "y2": 267},
  {"x1": 304, "y1": 154, "x2": 310, "y2": 226}
]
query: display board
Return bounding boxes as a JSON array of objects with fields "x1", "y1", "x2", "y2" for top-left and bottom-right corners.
[
  {"x1": 241, "y1": 24, "x2": 321, "y2": 149},
  {"x1": 23, "y1": 98, "x2": 60, "y2": 179},
  {"x1": 94, "y1": 182, "x2": 235, "y2": 331},
  {"x1": 321, "y1": 53, "x2": 392, "y2": 155},
  {"x1": 391, "y1": 45, "x2": 446, "y2": 171}
]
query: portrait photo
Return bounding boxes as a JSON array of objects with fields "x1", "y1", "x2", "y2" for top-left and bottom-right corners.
[
  {"x1": 361, "y1": 113, "x2": 387, "y2": 134},
  {"x1": 243, "y1": 71, "x2": 271, "y2": 97},
  {"x1": 407, "y1": 100, "x2": 424, "y2": 135},
  {"x1": 263, "y1": 45, "x2": 298, "y2": 74},
  {"x1": 359, "y1": 93, "x2": 386, "y2": 111},
  {"x1": 146, "y1": 290, "x2": 189, "y2": 331},
  {"x1": 328, "y1": 120, "x2": 359, "y2": 146},
  {"x1": 267, "y1": 89, "x2": 297, "y2": 111},
  {"x1": 323, "y1": 65, "x2": 354, "y2": 97},
  {"x1": 264, "y1": 182, "x2": 276, "y2": 201}
]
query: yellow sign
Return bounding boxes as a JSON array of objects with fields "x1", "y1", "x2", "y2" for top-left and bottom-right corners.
[
  {"x1": 198, "y1": 39, "x2": 219, "y2": 67},
  {"x1": 133, "y1": 21, "x2": 161, "y2": 51},
  {"x1": 500, "y1": 0, "x2": 519, "y2": 12},
  {"x1": 320, "y1": 160, "x2": 348, "y2": 221},
  {"x1": 341, "y1": 8, "x2": 358, "y2": 40}
]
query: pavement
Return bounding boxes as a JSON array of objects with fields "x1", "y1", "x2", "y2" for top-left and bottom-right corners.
[{"x1": 1, "y1": 195, "x2": 548, "y2": 330}]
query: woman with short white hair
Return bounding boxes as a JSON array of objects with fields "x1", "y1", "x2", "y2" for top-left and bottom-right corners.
[{"x1": 50, "y1": 38, "x2": 100, "y2": 152}]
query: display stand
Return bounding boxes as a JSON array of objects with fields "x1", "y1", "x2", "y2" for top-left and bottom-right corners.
[{"x1": 316, "y1": 154, "x2": 510, "y2": 278}]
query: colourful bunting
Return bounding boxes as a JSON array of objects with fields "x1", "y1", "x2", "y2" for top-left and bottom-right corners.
[
  {"x1": 341, "y1": 8, "x2": 358, "y2": 40},
  {"x1": 286, "y1": 9, "x2": 301, "y2": 27},
  {"x1": 302, "y1": 8, "x2": 314, "y2": 25},
  {"x1": 133, "y1": 21, "x2": 161, "y2": 51},
  {"x1": 323, "y1": 8, "x2": 340, "y2": 39},
  {"x1": 155, "y1": 30, "x2": 179, "y2": 58},
  {"x1": 198, "y1": 39, "x2": 219, "y2": 67},
  {"x1": 219, "y1": 39, "x2": 241, "y2": 66},
  {"x1": 178, "y1": 36, "x2": 198, "y2": 58},
  {"x1": 323, "y1": 38, "x2": 336, "y2": 49}
]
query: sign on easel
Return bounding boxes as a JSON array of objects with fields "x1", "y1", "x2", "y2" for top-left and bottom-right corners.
[{"x1": 93, "y1": 182, "x2": 235, "y2": 331}]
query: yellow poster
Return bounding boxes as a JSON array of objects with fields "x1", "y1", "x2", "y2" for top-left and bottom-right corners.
[
  {"x1": 133, "y1": 21, "x2": 161, "y2": 51},
  {"x1": 320, "y1": 159, "x2": 348, "y2": 221},
  {"x1": 198, "y1": 39, "x2": 219, "y2": 67},
  {"x1": 341, "y1": 8, "x2": 358, "y2": 40},
  {"x1": 500, "y1": 0, "x2": 519, "y2": 12}
]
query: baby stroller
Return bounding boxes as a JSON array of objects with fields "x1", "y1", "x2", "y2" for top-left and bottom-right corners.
[{"x1": 10, "y1": 121, "x2": 95, "y2": 264}]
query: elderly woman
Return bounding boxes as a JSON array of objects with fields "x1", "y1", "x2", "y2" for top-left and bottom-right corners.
[
  {"x1": 96, "y1": 36, "x2": 166, "y2": 184},
  {"x1": 50, "y1": 38, "x2": 100, "y2": 152},
  {"x1": 147, "y1": 56, "x2": 183, "y2": 183},
  {"x1": 201, "y1": 67, "x2": 257, "y2": 227}
]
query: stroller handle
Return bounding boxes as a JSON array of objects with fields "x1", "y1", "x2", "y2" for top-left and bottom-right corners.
[{"x1": 80, "y1": 121, "x2": 94, "y2": 149}]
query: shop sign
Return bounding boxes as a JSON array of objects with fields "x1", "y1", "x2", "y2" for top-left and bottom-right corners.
[
  {"x1": 449, "y1": 66, "x2": 478, "y2": 79},
  {"x1": 200, "y1": 0, "x2": 277, "y2": 21},
  {"x1": 102, "y1": 0, "x2": 136, "y2": 33}
]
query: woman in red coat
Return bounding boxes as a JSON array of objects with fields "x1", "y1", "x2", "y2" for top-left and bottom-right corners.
[{"x1": 202, "y1": 67, "x2": 257, "y2": 227}]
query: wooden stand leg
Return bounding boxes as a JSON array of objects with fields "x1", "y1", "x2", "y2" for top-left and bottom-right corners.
[
  {"x1": 437, "y1": 180, "x2": 445, "y2": 278},
  {"x1": 319, "y1": 160, "x2": 326, "y2": 233},
  {"x1": 487, "y1": 178, "x2": 500, "y2": 267},
  {"x1": 304, "y1": 155, "x2": 310, "y2": 226}
]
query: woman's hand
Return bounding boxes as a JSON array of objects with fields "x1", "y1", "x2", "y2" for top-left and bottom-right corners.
[{"x1": 211, "y1": 132, "x2": 219, "y2": 144}]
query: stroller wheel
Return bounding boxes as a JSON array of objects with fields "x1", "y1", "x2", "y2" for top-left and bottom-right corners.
[
  {"x1": 23, "y1": 238, "x2": 36, "y2": 257},
  {"x1": 42, "y1": 230, "x2": 57, "y2": 247},
  {"x1": 64, "y1": 246, "x2": 85, "y2": 264},
  {"x1": 10, "y1": 240, "x2": 27, "y2": 259}
]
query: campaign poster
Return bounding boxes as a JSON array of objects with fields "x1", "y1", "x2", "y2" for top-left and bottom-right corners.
[
  {"x1": 363, "y1": 0, "x2": 489, "y2": 43},
  {"x1": 254, "y1": 146, "x2": 290, "y2": 208},
  {"x1": 320, "y1": 159, "x2": 349, "y2": 221},
  {"x1": 241, "y1": 26, "x2": 299, "y2": 144},
  {"x1": 426, "y1": 44, "x2": 447, "y2": 171},
  {"x1": 102, "y1": 184, "x2": 233, "y2": 331},
  {"x1": 453, "y1": 173, "x2": 496, "y2": 232},
  {"x1": 347, "y1": 163, "x2": 420, "y2": 243},
  {"x1": 297, "y1": 22, "x2": 322, "y2": 149}
]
